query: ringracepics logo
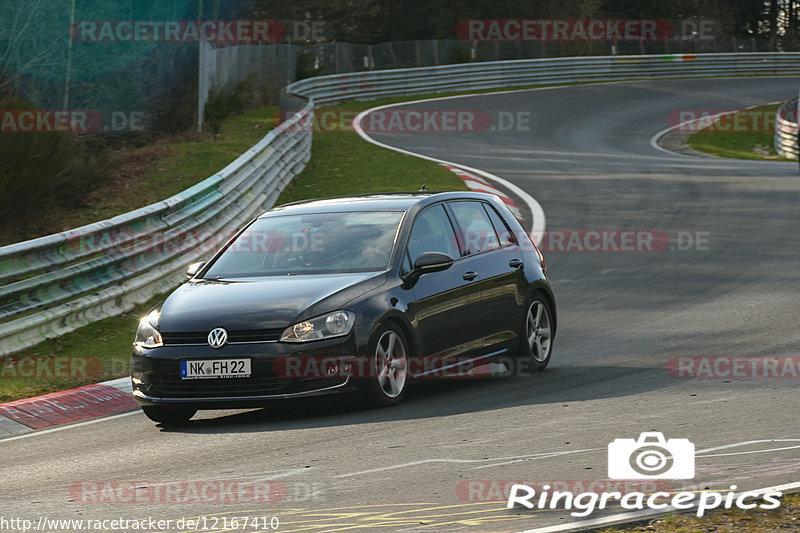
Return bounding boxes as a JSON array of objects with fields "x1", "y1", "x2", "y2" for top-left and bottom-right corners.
[
  {"x1": 608, "y1": 432, "x2": 694, "y2": 479},
  {"x1": 507, "y1": 433, "x2": 783, "y2": 517}
]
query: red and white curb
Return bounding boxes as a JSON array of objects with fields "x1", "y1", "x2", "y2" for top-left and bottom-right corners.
[
  {"x1": 439, "y1": 163, "x2": 523, "y2": 222},
  {"x1": 352, "y1": 95, "x2": 546, "y2": 244},
  {"x1": 0, "y1": 92, "x2": 547, "y2": 439},
  {"x1": 0, "y1": 377, "x2": 135, "y2": 437},
  {"x1": 649, "y1": 100, "x2": 789, "y2": 158}
]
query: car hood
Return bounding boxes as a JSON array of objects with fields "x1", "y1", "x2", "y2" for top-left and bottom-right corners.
[{"x1": 157, "y1": 272, "x2": 385, "y2": 332}]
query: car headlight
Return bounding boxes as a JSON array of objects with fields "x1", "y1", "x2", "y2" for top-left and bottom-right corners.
[
  {"x1": 280, "y1": 310, "x2": 355, "y2": 342},
  {"x1": 134, "y1": 310, "x2": 163, "y2": 348}
]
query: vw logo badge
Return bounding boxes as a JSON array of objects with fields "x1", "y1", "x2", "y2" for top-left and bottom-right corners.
[{"x1": 207, "y1": 327, "x2": 228, "y2": 348}]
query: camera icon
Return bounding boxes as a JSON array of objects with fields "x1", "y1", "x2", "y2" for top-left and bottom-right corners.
[{"x1": 608, "y1": 432, "x2": 695, "y2": 479}]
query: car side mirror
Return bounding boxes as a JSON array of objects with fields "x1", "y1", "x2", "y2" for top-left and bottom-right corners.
[
  {"x1": 413, "y1": 252, "x2": 454, "y2": 275},
  {"x1": 186, "y1": 261, "x2": 206, "y2": 279}
]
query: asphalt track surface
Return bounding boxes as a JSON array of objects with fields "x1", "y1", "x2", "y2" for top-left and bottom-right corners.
[{"x1": 2, "y1": 77, "x2": 800, "y2": 533}]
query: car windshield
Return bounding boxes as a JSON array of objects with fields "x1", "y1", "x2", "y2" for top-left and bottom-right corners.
[{"x1": 203, "y1": 211, "x2": 404, "y2": 277}]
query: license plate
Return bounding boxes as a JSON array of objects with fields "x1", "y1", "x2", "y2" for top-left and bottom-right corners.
[{"x1": 180, "y1": 359, "x2": 251, "y2": 380}]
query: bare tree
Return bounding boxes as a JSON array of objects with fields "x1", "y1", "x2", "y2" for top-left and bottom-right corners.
[{"x1": 0, "y1": 0, "x2": 71, "y2": 100}]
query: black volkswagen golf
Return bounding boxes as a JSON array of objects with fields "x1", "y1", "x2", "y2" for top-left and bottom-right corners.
[{"x1": 131, "y1": 192, "x2": 556, "y2": 424}]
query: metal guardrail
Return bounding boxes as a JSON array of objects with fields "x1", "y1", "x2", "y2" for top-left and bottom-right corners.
[
  {"x1": 0, "y1": 104, "x2": 312, "y2": 356},
  {"x1": 2, "y1": 52, "x2": 800, "y2": 356},
  {"x1": 775, "y1": 97, "x2": 799, "y2": 160},
  {"x1": 287, "y1": 52, "x2": 800, "y2": 105}
]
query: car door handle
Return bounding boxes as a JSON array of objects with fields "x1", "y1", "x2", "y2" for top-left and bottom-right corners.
[
  {"x1": 463, "y1": 271, "x2": 478, "y2": 281},
  {"x1": 509, "y1": 259, "x2": 523, "y2": 268}
]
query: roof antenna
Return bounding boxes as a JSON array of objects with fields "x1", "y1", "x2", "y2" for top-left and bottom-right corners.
[{"x1": 419, "y1": 184, "x2": 427, "y2": 191}]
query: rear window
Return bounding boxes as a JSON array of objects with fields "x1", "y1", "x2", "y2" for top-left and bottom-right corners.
[
  {"x1": 448, "y1": 200, "x2": 500, "y2": 254},
  {"x1": 483, "y1": 203, "x2": 516, "y2": 247}
]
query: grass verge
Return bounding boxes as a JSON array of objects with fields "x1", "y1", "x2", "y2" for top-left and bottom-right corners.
[
  {"x1": 276, "y1": 98, "x2": 464, "y2": 204},
  {"x1": 0, "y1": 96, "x2": 469, "y2": 402},
  {"x1": 599, "y1": 492, "x2": 800, "y2": 532},
  {"x1": 0, "y1": 294, "x2": 164, "y2": 403},
  {"x1": 13, "y1": 77, "x2": 743, "y2": 401},
  {"x1": 0, "y1": 107, "x2": 279, "y2": 245},
  {"x1": 687, "y1": 103, "x2": 790, "y2": 161}
]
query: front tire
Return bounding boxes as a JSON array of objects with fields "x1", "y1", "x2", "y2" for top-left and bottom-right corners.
[
  {"x1": 364, "y1": 324, "x2": 409, "y2": 406},
  {"x1": 141, "y1": 406, "x2": 196, "y2": 425},
  {"x1": 518, "y1": 295, "x2": 554, "y2": 373}
]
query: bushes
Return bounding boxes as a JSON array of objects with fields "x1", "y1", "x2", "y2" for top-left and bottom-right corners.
[
  {"x1": 296, "y1": 50, "x2": 323, "y2": 80},
  {"x1": 0, "y1": 97, "x2": 104, "y2": 223},
  {"x1": 203, "y1": 73, "x2": 283, "y2": 135}
]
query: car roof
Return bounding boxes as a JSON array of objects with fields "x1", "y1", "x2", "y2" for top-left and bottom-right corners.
[{"x1": 262, "y1": 191, "x2": 502, "y2": 217}]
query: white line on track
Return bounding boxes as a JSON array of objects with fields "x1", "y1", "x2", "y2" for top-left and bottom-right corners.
[
  {"x1": 0, "y1": 410, "x2": 139, "y2": 444},
  {"x1": 336, "y1": 448, "x2": 601, "y2": 478},
  {"x1": 334, "y1": 437, "x2": 800, "y2": 489},
  {"x1": 696, "y1": 439, "x2": 800, "y2": 458},
  {"x1": 351, "y1": 93, "x2": 547, "y2": 243},
  {"x1": 649, "y1": 121, "x2": 698, "y2": 157},
  {"x1": 649, "y1": 100, "x2": 791, "y2": 158}
]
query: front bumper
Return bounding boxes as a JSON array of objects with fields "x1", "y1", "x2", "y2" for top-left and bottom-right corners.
[{"x1": 131, "y1": 330, "x2": 366, "y2": 408}]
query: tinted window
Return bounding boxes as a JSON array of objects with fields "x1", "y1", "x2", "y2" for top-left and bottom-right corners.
[
  {"x1": 448, "y1": 201, "x2": 500, "y2": 254},
  {"x1": 407, "y1": 205, "x2": 459, "y2": 264},
  {"x1": 203, "y1": 211, "x2": 403, "y2": 277},
  {"x1": 400, "y1": 250, "x2": 413, "y2": 277},
  {"x1": 484, "y1": 203, "x2": 516, "y2": 247}
]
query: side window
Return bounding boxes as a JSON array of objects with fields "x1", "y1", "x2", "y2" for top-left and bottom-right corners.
[
  {"x1": 407, "y1": 205, "x2": 460, "y2": 265},
  {"x1": 484, "y1": 204, "x2": 516, "y2": 247},
  {"x1": 400, "y1": 250, "x2": 413, "y2": 277},
  {"x1": 448, "y1": 201, "x2": 500, "y2": 254}
]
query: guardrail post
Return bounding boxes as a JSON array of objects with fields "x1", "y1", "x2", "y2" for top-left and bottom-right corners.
[{"x1": 5, "y1": 53, "x2": 800, "y2": 357}]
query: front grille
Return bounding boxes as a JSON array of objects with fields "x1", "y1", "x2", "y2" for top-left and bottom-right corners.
[
  {"x1": 151, "y1": 375, "x2": 290, "y2": 397},
  {"x1": 162, "y1": 328, "x2": 284, "y2": 345},
  {"x1": 145, "y1": 359, "x2": 347, "y2": 398}
]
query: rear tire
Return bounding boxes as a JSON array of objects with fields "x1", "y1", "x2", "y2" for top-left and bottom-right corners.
[
  {"x1": 517, "y1": 295, "x2": 554, "y2": 373},
  {"x1": 364, "y1": 324, "x2": 409, "y2": 407},
  {"x1": 141, "y1": 406, "x2": 196, "y2": 425}
]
